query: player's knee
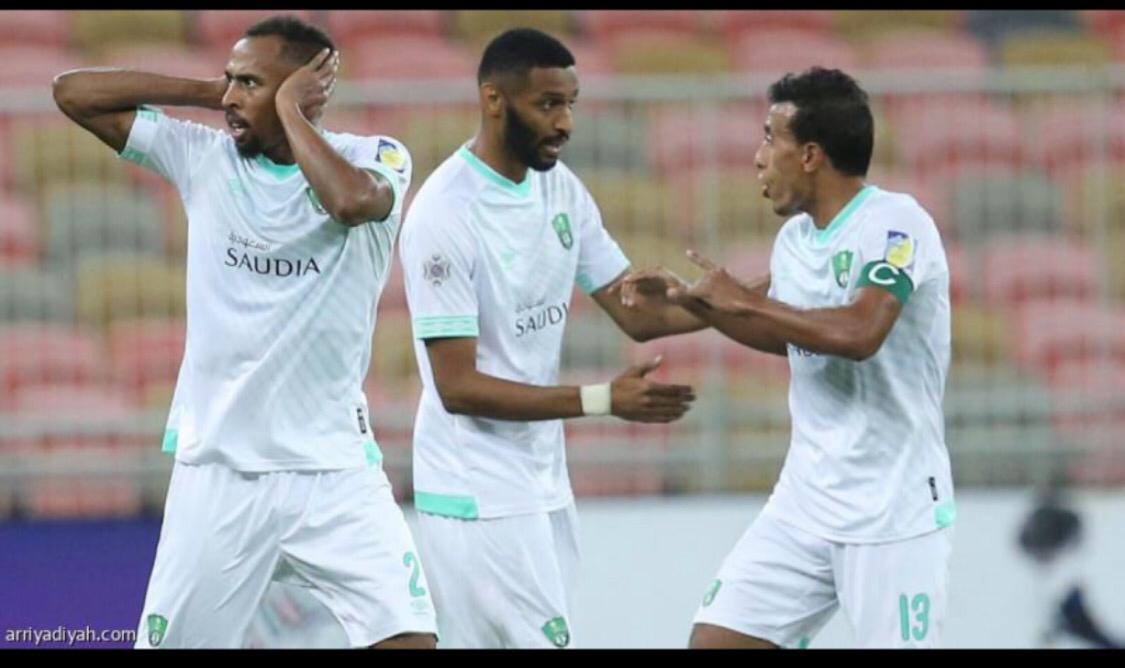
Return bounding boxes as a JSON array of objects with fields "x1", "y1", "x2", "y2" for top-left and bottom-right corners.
[
  {"x1": 369, "y1": 632, "x2": 437, "y2": 649},
  {"x1": 689, "y1": 623, "x2": 778, "y2": 649}
]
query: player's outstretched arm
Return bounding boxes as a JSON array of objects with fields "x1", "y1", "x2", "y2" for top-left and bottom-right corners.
[
  {"x1": 591, "y1": 269, "x2": 708, "y2": 342},
  {"x1": 674, "y1": 250, "x2": 902, "y2": 362},
  {"x1": 53, "y1": 68, "x2": 226, "y2": 153},
  {"x1": 424, "y1": 338, "x2": 694, "y2": 423},
  {"x1": 275, "y1": 48, "x2": 394, "y2": 227},
  {"x1": 621, "y1": 263, "x2": 788, "y2": 356}
]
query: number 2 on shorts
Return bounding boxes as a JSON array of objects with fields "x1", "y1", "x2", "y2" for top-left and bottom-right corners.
[{"x1": 403, "y1": 551, "x2": 427, "y2": 597}]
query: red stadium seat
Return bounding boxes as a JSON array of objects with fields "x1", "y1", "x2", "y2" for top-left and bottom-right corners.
[
  {"x1": 0, "y1": 325, "x2": 105, "y2": 399},
  {"x1": 0, "y1": 195, "x2": 39, "y2": 268},
  {"x1": 892, "y1": 100, "x2": 1024, "y2": 181},
  {"x1": 1011, "y1": 300, "x2": 1125, "y2": 376},
  {"x1": 0, "y1": 10, "x2": 71, "y2": 47},
  {"x1": 107, "y1": 318, "x2": 185, "y2": 399},
  {"x1": 647, "y1": 103, "x2": 768, "y2": 176},
  {"x1": 344, "y1": 36, "x2": 476, "y2": 81},
  {"x1": 865, "y1": 171, "x2": 953, "y2": 241},
  {"x1": 566, "y1": 39, "x2": 617, "y2": 77},
  {"x1": 579, "y1": 10, "x2": 704, "y2": 40},
  {"x1": 21, "y1": 448, "x2": 144, "y2": 518},
  {"x1": 863, "y1": 30, "x2": 989, "y2": 73},
  {"x1": 943, "y1": 242, "x2": 970, "y2": 304},
  {"x1": 731, "y1": 29, "x2": 860, "y2": 76},
  {"x1": 193, "y1": 10, "x2": 314, "y2": 50},
  {"x1": 7, "y1": 382, "x2": 137, "y2": 417},
  {"x1": 103, "y1": 44, "x2": 225, "y2": 80},
  {"x1": 1080, "y1": 9, "x2": 1125, "y2": 38},
  {"x1": 1021, "y1": 102, "x2": 1125, "y2": 178},
  {"x1": 710, "y1": 10, "x2": 836, "y2": 41},
  {"x1": 324, "y1": 10, "x2": 446, "y2": 48},
  {"x1": 979, "y1": 235, "x2": 1102, "y2": 307},
  {"x1": 0, "y1": 45, "x2": 88, "y2": 86}
]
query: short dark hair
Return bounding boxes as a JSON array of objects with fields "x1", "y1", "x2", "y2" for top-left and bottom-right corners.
[
  {"x1": 768, "y1": 67, "x2": 874, "y2": 177},
  {"x1": 478, "y1": 28, "x2": 575, "y2": 86},
  {"x1": 244, "y1": 15, "x2": 335, "y2": 66}
]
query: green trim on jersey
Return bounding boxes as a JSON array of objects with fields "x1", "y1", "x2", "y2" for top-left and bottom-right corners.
[
  {"x1": 413, "y1": 315, "x2": 479, "y2": 339},
  {"x1": 119, "y1": 107, "x2": 163, "y2": 167},
  {"x1": 363, "y1": 439, "x2": 383, "y2": 466},
  {"x1": 457, "y1": 146, "x2": 532, "y2": 197},
  {"x1": 813, "y1": 185, "x2": 875, "y2": 246},
  {"x1": 934, "y1": 501, "x2": 957, "y2": 528},
  {"x1": 856, "y1": 260, "x2": 914, "y2": 305},
  {"x1": 161, "y1": 428, "x2": 178, "y2": 454},
  {"x1": 415, "y1": 491, "x2": 480, "y2": 519},
  {"x1": 254, "y1": 154, "x2": 302, "y2": 180}
]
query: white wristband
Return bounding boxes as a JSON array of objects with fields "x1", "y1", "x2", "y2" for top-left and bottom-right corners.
[{"x1": 580, "y1": 383, "x2": 612, "y2": 416}]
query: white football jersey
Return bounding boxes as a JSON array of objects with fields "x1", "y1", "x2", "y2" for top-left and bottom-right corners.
[{"x1": 122, "y1": 107, "x2": 412, "y2": 471}]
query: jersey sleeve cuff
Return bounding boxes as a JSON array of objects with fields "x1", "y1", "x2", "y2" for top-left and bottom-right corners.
[
  {"x1": 118, "y1": 106, "x2": 163, "y2": 167},
  {"x1": 359, "y1": 161, "x2": 405, "y2": 222},
  {"x1": 413, "y1": 315, "x2": 479, "y2": 339},
  {"x1": 576, "y1": 248, "x2": 631, "y2": 295}
]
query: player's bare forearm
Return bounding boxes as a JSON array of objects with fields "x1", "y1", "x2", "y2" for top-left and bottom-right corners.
[
  {"x1": 681, "y1": 299, "x2": 788, "y2": 356},
  {"x1": 53, "y1": 69, "x2": 225, "y2": 152},
  {"x1": 726, "y1": 288, "x2": 902, "y2": 361},
  {"x1": 435, "y1": 368, "x2": 585, "y2": 421},
  {"x1": 593, "y1": 271, "x2": 707, "y2": 342},
  {"x1": 275, "y1": 101, "x2": 393, "y2": 226}
]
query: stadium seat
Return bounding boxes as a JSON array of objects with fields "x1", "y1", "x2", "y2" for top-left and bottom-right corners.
[
  {"x1": 834, "y1": 10, "x2": 963, "y2": 40},
  {"x1": 893, "y1": 101, "x2": 1025, "y2": 183},
  {"x1": 999, "y1": 30, "x2": 1113, "y2": 68},
  {"x1": 1011, "y1": 300, "x2": 1125, "y2": 376},
  {"x1": 0, "y1": 45, "x2": 89, "y2": 87},
  {"x1": 862, "y1": 30, "x2": 989, "y2": 73},
  {"x1": 74, "y1": 254, "x2": 186, "y2": 330},
  {"x1": 1063, "y1": 167, "x2": 1125, "y2": 238},
  {"x1": 102, "y1": 44, "x2": 224, "y2": 79},
  {"x1": 324, "y1": 10, "x2": 446, "y2": 47},
  {"x1": 71, "y1": 10, "x2": 187, "y2": 55},
  {"x1": 369, "y1": 309, "x2": 416, "y2": 384},
  {"x1": 951, "y1": 305, "x2": 1012, "y2": 367},
  {"x1": 561, "y1": 110, "x2": 650, "y2": 172},
  {"x1": 965, "y1": 10, "x2": 1082, "y2": 48},
  {"x1": 1021, "y1": 102, "x2": 1125, "y2": 177},
  {"x1": 192, "y1": 10, "x2": 313, "y2": 50},
  {"x1": 0, "y1": 11, "x2": 71, "y2": 47},
  {"x1": 646, "y1": 103, "x2": 767, "y2": 176},
  {"x1": 944, "y1": 242, "x2": 970, "y2": 304},
  {"x1": 671, "y1": 167, "x2": 786, "y2": 244},
  {"x1": 1107, "y1": 230, "x2": 1125, "y2": 300},
  {"x1": 10, "y1": 118, "x2": 129, "y2": 197},
  {"x1": 945, "y1": 170, "x2": 1066, "y2": 242},
  {"x1": 0, "y1": 324, "x2": 104, "y2": 396},
  {"x1": 0, "y1": 268, "x2": 74, "y2": 323},
  {"x1": 107, "y1": 318, "x2": 185, "y2": 399},
  {"x1": 607, "y1": 30, "x2": 730, "y2": 75},
  {"x1": 343, "y1": 36, "x2": 476, "y2": 81},
  {"x1": 730, "y1": 29, "x2": 860, "y2": 76},
  {"x1": 583, "y1": 170, "x2": 676, "y2": 237},
  {"x1": 709, "y1": 10, "x2": 835, "y2": 41},
  {"x1": 979, "y1": 235, "x2": 1102, "y2": 307},
  {"x1": 579, "y1": 10, "x2": 704, "y2": 40},
  {"x1": 451, "y1": 10, "x2": 575, "y2": 48},
  {"x1": 0, "y1": 195, "x2": 39, "y2": 267},
  {"x1": 20, "y1": 448, "x2": 144, "y2": 519},
  {"x1": 1081, "y1": 9, "x2": 1125, "y2": 38},
  {"x1": 43, "y1": 183, "x2": 166, "y2": 274},
  {"x1": 566, "y1": 39, "x2": 617, "y2": 77},
  {"x1": 864, "y1": 171, "x2": 952, "y2": 241}
]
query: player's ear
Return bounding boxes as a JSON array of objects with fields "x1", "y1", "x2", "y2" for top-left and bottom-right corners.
[
  {"x1": 801, "y1": 142, "x2": 825, "y2": 174},
  {"x1": 480, "y1": 81, "x2": 504, "y2": 119}
]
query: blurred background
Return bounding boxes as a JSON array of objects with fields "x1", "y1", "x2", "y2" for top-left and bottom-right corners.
[{"x1": 0, "y1": 9, "x2": 1123, "y2": 648}]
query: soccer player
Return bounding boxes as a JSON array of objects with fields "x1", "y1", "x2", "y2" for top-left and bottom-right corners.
[
  {"x1": 623, "y1": 68, "x2": 955, "y2": 649},
  {"x1": 398, "y1": 28, "x2": 705, "y2": 649},
  {"x1": 53, "y1": 16, "x2": 437, "y2": 649}
]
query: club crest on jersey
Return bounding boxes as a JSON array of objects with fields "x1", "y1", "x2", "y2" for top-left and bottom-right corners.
[
  {"x1": 831, "y1": 250, "x2": 854, "y2": 288},
  {"x1": 146, "y1": 614, "x2": 168, "y2": 647},
  {"x1": 551, "y1": 213, "x2": 573, "y2": 250},
  {"x1": 884, "y1": 231, "x2": 915, "y2": 270},
  {"x1": 376, "y1": 139, "x2": 407, "y2": 173},
  {"x1": 423, "y1": 254, "x2": 451, "y2": 286},
  {"x1": 541, "y1": 616, "x2": 571, "y2": 648}
]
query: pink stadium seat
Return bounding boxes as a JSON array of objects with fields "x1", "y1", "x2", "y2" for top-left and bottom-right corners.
[
  {"x1": 567, "y1": 39, "x2": 617, "y2": 76},
  {"x1": 1011, "y1": 300, "x2": 1125, "y2": 376},
  {"x1": 0, "y1": 195, "x2": 39, "y2": 268},
  {"x1": 980, "y1": 236, "x2": 1101, "y2": 307},
  {"x1": 892, "y1": 100, "x2": 1025, "y2": 181},
  {"x1": 711, "y1": 10, "x2": 836, "y2": 41},
  {"x1": 647, "y1": 103, "x2": 768, "y2": 175},
  {"x1": 0, "y1": 11, "x2": 71, "y2": 47},
  {"x1": 1081, "y1": 10, "x2": 1125, "y2": 39},
  {"x1": 7, "y1": 382, "x2": 137, "y2": 417},
  {"x1": 944, "y1": 242, "x2": 970, "y2": 304},
  {"x1": 0, "y1": 45, "x2": 88, "y2": 86},
  {"x1": 1022, "y1": 103, "x2": 1125, "y2": 177},
  {"x1": 579, "y1": 10, "x2": 704, "y2": 40},
  {"x1": 0, "y1": 325, "x2": 105, "y2": 398},
  {"x1": 194, "y1": 10, "x2": 314, "y2": 50},
  {"x1": 324, "y1": 10, "x2": 446, "y2": 47},
  {"x1": 731, "y1": 29, "x2": 860, "y2": 75},
  {"x1": 22, "y1": 448, "x2": 144, "y2": 518},
  {"x1": 104, "y1": 44, "x2": 225, "y2": 80},
  {"x1": 108, "y1": 318, "x2": 185, "y2": 398},
  {"x1": 866, "y1": 172, "x2": 952, "y2": 240},
  {"x1": 345, "y1": 37, "x2": 476, "y2": 80},
  {"x1": 863, "y1": 31, "x2": 989, "y2": 73}
]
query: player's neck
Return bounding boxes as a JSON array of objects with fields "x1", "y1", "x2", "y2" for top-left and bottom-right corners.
[
  {"x1": 468, "y1": 135, "x2": 528, "y2": 184},
  {"x1": 809, "y1": 178, "x2": 867, "y2": 230},
  {"x1": 262, "y1": 143, "x2": 295, "y2": 165}
]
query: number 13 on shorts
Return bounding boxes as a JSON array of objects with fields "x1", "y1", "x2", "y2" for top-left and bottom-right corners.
[{"x1": 898, "y1": 593, "x2": 931, "y2": 642}]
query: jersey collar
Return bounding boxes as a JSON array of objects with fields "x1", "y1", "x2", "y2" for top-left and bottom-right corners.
[
  {"x1": 812, "y1": 184, "x2": 876, "y2": 247},
  {"x1": 457, "y1": 145, "x2": 532, "y2": 198}
]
